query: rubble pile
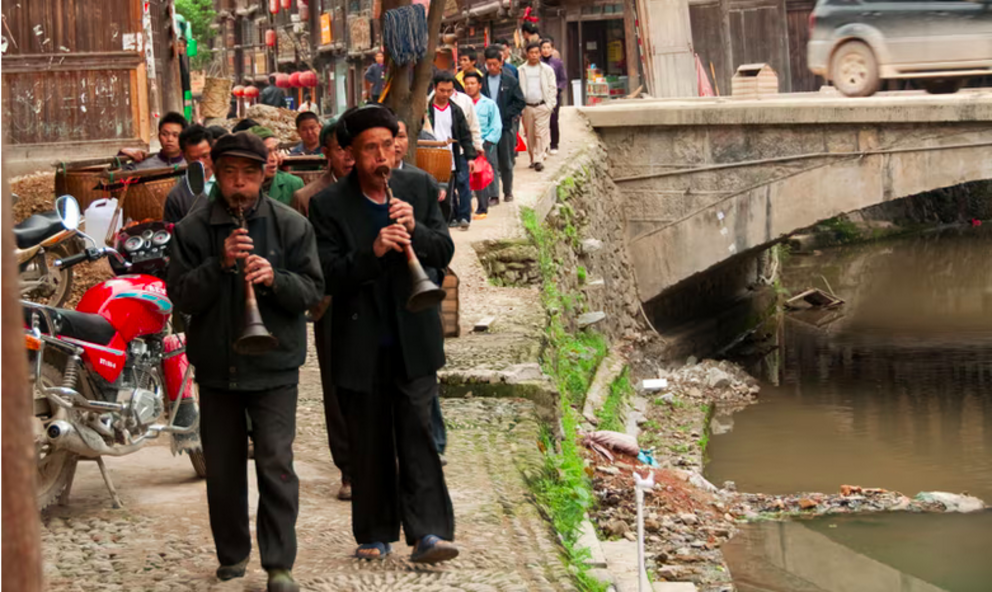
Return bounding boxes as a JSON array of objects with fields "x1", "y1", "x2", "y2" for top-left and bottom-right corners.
[
  {"x1": 12, "y1": 172, "x2": 57, "y2": 222},
  {"x1": 236, "y1": 104, "x2": 302, "y2": 143},
  {"x1": 663, "y1": 359, "x2": 760, "y2": 404},
  {"x1": 731, "y1": 487, "x2": 987, "y2": 517}
]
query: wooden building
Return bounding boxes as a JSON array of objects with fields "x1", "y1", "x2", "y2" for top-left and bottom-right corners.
[{"x1": 2, "y1": 0, "x2": 184, "y2": 173}]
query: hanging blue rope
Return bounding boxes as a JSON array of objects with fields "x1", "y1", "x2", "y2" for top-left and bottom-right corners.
[{"x1": 383, "y1": 4, "x2": 428, "y2": 66}]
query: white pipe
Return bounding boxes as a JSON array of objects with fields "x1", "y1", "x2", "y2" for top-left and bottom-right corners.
[{"x1": 634, "y1": 471, "x2": 655, "y2": 592}]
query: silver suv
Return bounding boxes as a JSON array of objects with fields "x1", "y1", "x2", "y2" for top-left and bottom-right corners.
[{"x1": 807, "y1": 0, "x2": 992, "y2": 96}]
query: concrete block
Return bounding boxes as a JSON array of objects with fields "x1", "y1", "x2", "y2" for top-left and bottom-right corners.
[
  {"x1": 601, "y1": 539, "x2": 641, "y2": 592},
  {"x1": 577, "y1": 518, "x2": 608, "y2": 568}
]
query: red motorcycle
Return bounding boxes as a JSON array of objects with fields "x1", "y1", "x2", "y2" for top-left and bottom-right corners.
[{"x1": 24, "y1": 196, "x2": 204, "y2": 510}]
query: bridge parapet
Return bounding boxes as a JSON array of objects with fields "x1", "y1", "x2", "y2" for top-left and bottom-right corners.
[{"x1": 580, "y1": 92, "x2": 992, "y2": 302}]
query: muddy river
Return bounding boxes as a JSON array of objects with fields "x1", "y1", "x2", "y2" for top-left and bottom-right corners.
[{"x1": 705, "y1": 226, "x2": 992, "y2": 591}]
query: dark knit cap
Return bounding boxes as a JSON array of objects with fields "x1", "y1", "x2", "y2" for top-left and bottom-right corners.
[
  {"x1": 210, "y1": 131, "x2": 268, "y2": 164},
  {"x1": 336, "y1": 104, "x2": 399, "y2": 148}
]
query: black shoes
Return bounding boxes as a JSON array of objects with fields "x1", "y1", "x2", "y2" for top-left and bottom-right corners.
[{"x1": 534, "y1": 163, "x2": 544, "y2": 172}]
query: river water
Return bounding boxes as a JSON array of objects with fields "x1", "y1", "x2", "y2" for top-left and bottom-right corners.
[{"x1": 705, "y1": 226, "x2": 992, "y2": 591}]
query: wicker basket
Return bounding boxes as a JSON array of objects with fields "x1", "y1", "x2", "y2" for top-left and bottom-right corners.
[
  {"x1": 441, "y1": 268, "x2": 460, "y2": 338},
  {"x1": 282, "y1": 156, "x2": 326, "y2": 186},
  {"x1": 54, "y1": 164, "x2": 118, "y2": 211},
  {"x1": 201, "y1": 77, "x2": 233, "y2": 119},
  {"x1": 94, "y1": 167, "x2": 182, "y2": 222},
  {"x1": 416, "y1": 148, "x2": 453, "y2": 184}
]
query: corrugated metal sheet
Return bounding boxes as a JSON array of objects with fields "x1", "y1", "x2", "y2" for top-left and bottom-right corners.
[{"x1": 1, "y1": 0, "x2": 147, "y2": 146}]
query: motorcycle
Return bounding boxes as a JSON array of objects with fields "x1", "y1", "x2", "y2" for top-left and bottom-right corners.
[
  {"x1": 15, "y1": 197, "x2": 83, "y2": 307},
  {"x1": 24, "y1": 195, "x2": 205, "y2": 511}
]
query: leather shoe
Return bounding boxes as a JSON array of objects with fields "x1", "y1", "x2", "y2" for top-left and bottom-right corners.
[
  {"x1": 216, "y1": 556, "x2": 249, "y2": 581},
  {"x1": 504, "y1": 194, "x2": 514, "y2": 203}
]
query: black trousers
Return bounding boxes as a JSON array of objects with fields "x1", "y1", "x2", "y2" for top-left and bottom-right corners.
[
  {"x1": 550, "y1": 90, "x2": 562, "y2": 150},
  {"x1": 314, "y1": 316, "x2": 350, "y2": 481},
  {"x1": 496, "y1": 127, "x2": 516, "y2": 199},
  {"x1": 199, "y1": 384, "x2": 299, "y2": 570},
  {"x1": 338, "y1": 354, "x2": 454, "y2": 546}
]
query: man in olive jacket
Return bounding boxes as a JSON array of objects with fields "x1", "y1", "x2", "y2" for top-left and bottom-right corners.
[
  {"x1": 308, "y1": 105, "x2": 458, "y2": 564},
  {"x1": 167, "y1": 131, "x2": 323, "y2": 592}
]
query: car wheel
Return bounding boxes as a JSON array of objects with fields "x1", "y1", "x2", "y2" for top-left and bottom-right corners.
[
  {"x1": 830, "y1": 41, "x2": 880, "y2": 97},
  {"x1": 923, "y1": 78, "x2": 963, "y2": 95}
]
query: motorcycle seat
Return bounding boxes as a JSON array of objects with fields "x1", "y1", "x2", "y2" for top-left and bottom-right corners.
[
  {"x1": 14, "y1": 211, "x2": 64, "y2": 249},
  {"x1": 23, "y1": 306, "x2": 117, "y2": 347}
]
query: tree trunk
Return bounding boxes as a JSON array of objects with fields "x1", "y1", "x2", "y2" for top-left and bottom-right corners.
[
  {"x1": 1, "y1": 160, "x2": 43, "y2": 591},
  {"x1": 382, "y1": 0, "x2": 446, "y2": 164}
]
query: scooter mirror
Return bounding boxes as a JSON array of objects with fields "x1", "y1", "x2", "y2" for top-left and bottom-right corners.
[
  {"x1": 186, "y1": 161, "x2": 205, "y2": 196},
  {"x1": 55, "y1": 195, "x2": 81, "y2": 231}
]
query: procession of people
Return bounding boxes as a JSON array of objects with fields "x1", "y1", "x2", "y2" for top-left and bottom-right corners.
[{"x1": 155, "y1": 33, "x2": 569, "y2": 592}]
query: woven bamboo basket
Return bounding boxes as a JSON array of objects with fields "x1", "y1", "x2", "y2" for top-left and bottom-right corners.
[
  {"x1": 95, "y1": 167, "x2": 182, "y2": 222},
  {"x1": 441, "y1": 268, "x2": 460, "y2": 338},
  {"x1": 416, "y1": 148, "x2": 453, "y2": 184},
  {"x1": 54, "y1": 164, "x2": 118, "y2": 210},
  {"x1": 201, "y1": 77, "x2": 233, "y2": 119},
  {"x1": 282, "y1": 156, "x2": 326, "y2": 186}
]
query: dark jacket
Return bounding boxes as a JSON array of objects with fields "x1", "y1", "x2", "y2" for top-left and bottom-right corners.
[
  {"x1": 541, "y1": 55, "x2": 568, "y2": 91},
  {"x1": 163, "y1": 175, "x2": 208, "y2": 223},
  {"x1": 167, "y1": 194, "x2": 323, "y2": 391},
  {"x1": 427, "y1": 100, "x2": 477, "y2": 169},
  {"x1": 308, "y1": 168, "x2": 454, "y2": 393},
  {"x1": 260, "y1": 85, "x2": 286, "y2": 108},
  {"x1": 481, "y1": 70, "x2": 525, "y2": 129}
]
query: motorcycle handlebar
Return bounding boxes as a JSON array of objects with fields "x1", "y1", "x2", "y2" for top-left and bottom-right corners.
[{"x1": 55, "y1": 247, "x2": 130, "y2": 270}]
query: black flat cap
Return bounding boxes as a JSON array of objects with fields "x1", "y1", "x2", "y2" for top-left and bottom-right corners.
[
  {"x1": 336, "y1": 104, "x2": 399, "y2": 148},
  {"x1": 211, "y1": 131, "x2": 268, "y2": 164}
]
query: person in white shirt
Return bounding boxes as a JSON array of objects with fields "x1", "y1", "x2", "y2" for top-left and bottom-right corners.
[
  {"x1": 517, "y1": 42, "x2": 557, "y2": 171},
  {"x1": 427, "y1": 87, "x2": 483, "y2": 156}
]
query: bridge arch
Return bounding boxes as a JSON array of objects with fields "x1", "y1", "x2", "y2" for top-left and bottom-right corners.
[{"x1": 582, "y1": 94, "x2": 992, "y2": 301}]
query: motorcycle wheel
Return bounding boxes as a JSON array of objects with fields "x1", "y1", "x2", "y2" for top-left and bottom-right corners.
[
  {"x1": 188, "y1": 450, "x2": 207, "y2": 478},
  {"x1": 35, "y1": 362, "x2": 79, "y2": 511},
  {"x1": 23, "y1": 244, "x2": 74, "y2": 307}
]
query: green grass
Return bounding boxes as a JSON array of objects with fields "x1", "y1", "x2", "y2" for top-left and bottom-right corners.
[
  {"x1": 596, "y1": 366, "x2": 634, "y2": 432},
  {"x1": 576, "y1": 266, "x2": 587, "y2": 285},
  {"x1": 521, "y1": 204, "x2": 608, "y2": 592}
]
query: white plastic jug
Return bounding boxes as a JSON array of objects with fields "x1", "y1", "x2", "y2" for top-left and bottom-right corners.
[{"x1": 84, "y1": 198, "x2": 121, "y2": 246}]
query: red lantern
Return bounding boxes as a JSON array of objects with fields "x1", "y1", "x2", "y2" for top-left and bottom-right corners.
[
  {"x1": 269, "y1": 0, "x2": 279, "y2": 14},
  {"x1": 265, "y1": 29, "x2": 276, "y2": 47},
  {"x1": 280, "y1": 0, "x2": 291, "y2": 9},
  {"x1": 298, "y1": 1, "x2": 309, "y2": 21},
  {"x1": 274, "y1": 72, "x2": 291, "y2": 88},
  {"x1": 232, "y1": 85, "x2": 245, "y2": 97},
  {"x1": 299, "y1": 71, "x2": 317, "y2": 88},
  {"x1": 289, "y1": 71, "x2": 302, "y2": 88},
  {"x1": 244, "y1": 85, "x2": 260, "y2": 98}
]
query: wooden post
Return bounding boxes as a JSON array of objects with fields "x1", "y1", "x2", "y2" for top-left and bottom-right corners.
[
  {"x1": 1, "y1": 159, "x2": 43, "y2": 592},
  {"x1": 622, "y1": 0, "x2": 641, "y2": 92}
]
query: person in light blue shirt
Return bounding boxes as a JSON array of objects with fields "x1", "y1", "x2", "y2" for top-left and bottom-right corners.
[{"x1": 461, "y1": 70, "x2": 502, "y2": 218}]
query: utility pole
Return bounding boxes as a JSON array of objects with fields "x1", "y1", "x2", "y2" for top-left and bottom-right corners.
[{"x1": 1, "y1": 159, "x2": 43, "y2": 592}]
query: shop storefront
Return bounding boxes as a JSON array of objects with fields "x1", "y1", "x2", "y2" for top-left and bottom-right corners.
[{"x1": 565, "y1": 1, "x2": 635, "y2": 105}]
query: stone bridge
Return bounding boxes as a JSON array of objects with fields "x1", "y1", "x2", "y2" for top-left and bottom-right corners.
[{"x1": 580, "y1": 92, "x2": 992, "y2": 302}]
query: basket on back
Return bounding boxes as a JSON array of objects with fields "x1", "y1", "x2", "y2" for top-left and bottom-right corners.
[
  {"x1": 281, "y1": 155, "x2": 326, "y2": 186},
  {"x1": 92, "y1": 167, "x2": 184, "y2": 222},
  {"x1": 416, "y1": 147, "x2": 453, "y2": 184},
  {"x1": 54, "y1": 157, "x2": 132, "y2": 211},
  {"x1": 201, "y1": 77, "x2": 233, "y2": 119}
]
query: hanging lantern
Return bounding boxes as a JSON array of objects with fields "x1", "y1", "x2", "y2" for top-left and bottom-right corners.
[
  {"x1": 274, "y1": 72, "x2": 291, "y2": 88},
  {"x1": 299, "y1": 70, "x2": 318, "y2": 88},
  {"x1": 265, "y1": 29, "x2": 276, "y2": 47},
  {"x1": 244, "y1": 85, "x2": 260, "y2": 98},
  {"x1": 280, "y1": 0, "x2": 291, "y2": 10},
  {"x1": 289, "y1": 71, "x2": 302, "y2": 88},
  {"x1": 232, "y1": 85, "x2": 245, "y2": 97},
  {"x1": 269, "y1": 0, "x2": 279, "y2": 14},
  {"x1": 298, "y1": 0, "x2": 309, "y2": 21}
]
